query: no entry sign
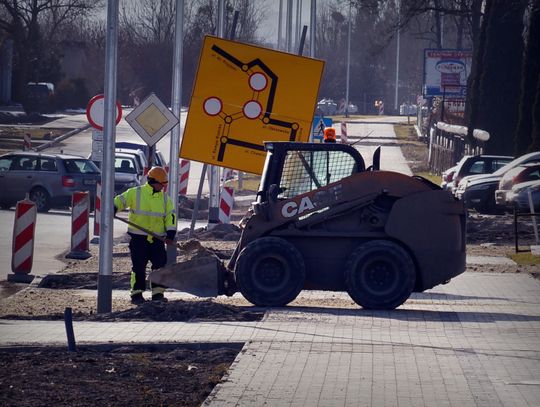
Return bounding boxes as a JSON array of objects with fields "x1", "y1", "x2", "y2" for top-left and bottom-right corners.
[{"x1": 86, "y1": 94, "x2": 122, "y2": 131}]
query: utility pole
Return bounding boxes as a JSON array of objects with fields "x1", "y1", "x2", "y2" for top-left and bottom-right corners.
[
  {"x1": 345, "y1": 1, "x2": 351, "y2": 118},
  {"x1": 295, "y1": 0, "x2": 302, "y2": 50},
  {"x1": 310, "y1": 0, "x2": 316, "y2": 58},
  {"x1": 394, "y1": 1, "x2": 401, "y2": 113},
  {"x1": 286, "y1": 0, "x2": 293, "y2": 52},
  {"x1": 278, "y1": 0, "x2": 283, "y2": 49},
  {"x1": 167, "y1": 0, "x2": 184, "y2": 264},
  {"x1": 97, "y1": 0, "x2": 119, "y2": 314}
]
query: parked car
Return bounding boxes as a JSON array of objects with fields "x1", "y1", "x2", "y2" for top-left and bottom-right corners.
[
  {"x1": 440, "y1": 164, "x2": 458, "y2": 191},
  {"x1": 495, "y1": 163, "x2": 540, "y2": 209},
  {"x1": 0, "y1": 151, "x2": 101, "y2": 212},
  {"x1": 114, "y1": 152, "x2": 143, "y2": 193},
  {"x1": 455, "y1": 151, "x2": 540, "y2": 214},
  {"x1": 399, "y1": 104, "x2": 417, "y2": 116},
  {"x1": 23, "y1": 82, "x2": 55, "y2": 114},
  {"x1": 450, "y1": 154, "x2": 514, "y2": 195},
  {"x1": 113, "y1": 148, "x2": 148, "y2": 176},
  {"x1": 316, "y1": 98, "x2": 337, "y2": 116},
  {"x1": 506, "y1": 180, "x2": 540, "y2": 212},
  {"x1": 115, "y1": 141, "x2": 168, "y2": 170}
]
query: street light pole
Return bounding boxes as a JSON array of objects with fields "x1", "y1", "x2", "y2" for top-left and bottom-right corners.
[
  {"x1": 394, "y1": 1, "x2": 401, "y2": 113},
  {"x1": 286, "y1": 0, "x2": 293, "y2": 52},
  {"x1": 310, "y1": 0, "x2": 316, "y2": 58},
  {"x1": 345, "y1": 1, "x2": 351, "y2": 118},
  {"x1": 278, "y1": 0, "x2": 283, "y2": 49},
  {"x1": 97, "y1": 0, "x2": 119, "y2": 314}
]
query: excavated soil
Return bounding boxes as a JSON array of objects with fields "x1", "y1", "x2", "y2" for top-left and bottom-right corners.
[{"x1": 0, "y1": 344, "x2": 241, "y2": 407}]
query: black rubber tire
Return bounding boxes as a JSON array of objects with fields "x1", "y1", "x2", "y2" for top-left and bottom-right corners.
[
  {"x1": 235, "y1": 237, "x2": 305, "y2": 307},
  {"x1": 29, "y1": 187, "x2": 51, "y2": 213},
  {"x1": 344, "y1": 240, "x2": 415, "y2": 310}
]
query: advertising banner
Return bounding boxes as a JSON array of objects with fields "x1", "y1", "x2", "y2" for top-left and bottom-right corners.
[{"x1": 423, "y1": 49, "x2": 472, "y2": 98}]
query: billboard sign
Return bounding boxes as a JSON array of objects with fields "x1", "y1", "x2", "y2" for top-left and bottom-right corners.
[{"x1": 423, "y1": 49, "x2": 472, "y2": 97}]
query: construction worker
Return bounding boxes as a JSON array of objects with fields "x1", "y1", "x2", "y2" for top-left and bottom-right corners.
[{"x1": 114, "y1": 166, "x2": 176, "y2": 304}]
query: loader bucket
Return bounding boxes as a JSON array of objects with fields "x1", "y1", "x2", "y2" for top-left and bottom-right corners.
[{"x1": 149, "y1": 256, "x2": 224, "y2": 297}]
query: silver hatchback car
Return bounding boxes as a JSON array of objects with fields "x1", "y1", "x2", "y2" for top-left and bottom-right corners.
[{"x1": 0, "y1": 151, "x2": 101, "y2": 212}]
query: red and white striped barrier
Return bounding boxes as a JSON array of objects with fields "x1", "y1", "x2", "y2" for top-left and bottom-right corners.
[
  {"x1": 91, "y1": 182, "x2": 101, "y2": 243},
  {"x1": 9, "y1": 197, "x2": 36, "y2": 282},
  {"x1": 219, "y1": 186, "x2": 234, "y2": 224},
  {"x1": 66, "y1": 191, "x2": 91, "y2": 259},
  {"x1": 340, "y1": 122, "x2": 348, "y2": 144},
  {"x1": 179, "y1": 159, "x2": 190, "y2": 195}
]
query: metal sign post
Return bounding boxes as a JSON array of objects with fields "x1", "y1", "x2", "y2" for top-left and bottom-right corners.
[
  {"x1": 97, "y1": 0, "x2": 119, "y2": 314},
  {"x1": 207, "y1": 0, "x2": 226, "y2": 230},
  {"x1": 167, "y1": 0, "x2": 184, "y2": 264}
]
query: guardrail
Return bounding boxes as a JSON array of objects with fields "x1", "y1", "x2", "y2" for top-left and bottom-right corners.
[{"x1": 428, "y1": 122, "x2": 488, "y2": 175}]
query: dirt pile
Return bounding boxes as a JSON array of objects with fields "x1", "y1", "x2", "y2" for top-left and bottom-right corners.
[{"x1": 0, "y1": 344, "x2": 241, "y2": 407}]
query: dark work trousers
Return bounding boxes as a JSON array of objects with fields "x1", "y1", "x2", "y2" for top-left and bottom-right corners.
[{"x1": 128, "y1": 233, "x2": 167, "y2": 294}]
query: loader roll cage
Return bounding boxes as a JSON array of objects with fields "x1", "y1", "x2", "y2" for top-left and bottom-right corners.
[{"x1": 258, "y1": 142, "x2": 366, "y2": 203}]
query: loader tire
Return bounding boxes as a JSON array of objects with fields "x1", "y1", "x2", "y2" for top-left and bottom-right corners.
[
  {"x1": 345, "y1": 240, "x2": 415, "y2": 310},
  {"x1": 235, "y1": 237, "x2": 305, "y2": 307}
]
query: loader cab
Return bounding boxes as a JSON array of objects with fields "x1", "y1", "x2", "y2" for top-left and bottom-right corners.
[{"x1": 258, "y1": 142, "x2": 366, "y2": 203}]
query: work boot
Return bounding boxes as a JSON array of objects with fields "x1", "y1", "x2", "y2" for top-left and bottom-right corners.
[
  {"x1": 151, "y1": 293, "x2": 168, "y2": 303},
  {"x1": 130, "y1": 293, "x2": 145, "y2": 305}
]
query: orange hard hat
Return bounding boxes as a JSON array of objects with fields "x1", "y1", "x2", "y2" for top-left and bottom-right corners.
[
  {"x1": 147, "y1": 166, "x2": 168, "y2": 184},
  {"x1": 323, "y1": 127, "x2": 336, "y2": 143}
]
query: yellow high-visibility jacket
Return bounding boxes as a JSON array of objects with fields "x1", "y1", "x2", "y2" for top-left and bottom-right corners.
[{"x1": 114, "y1": 183, "x2": 175, "y2": 239}]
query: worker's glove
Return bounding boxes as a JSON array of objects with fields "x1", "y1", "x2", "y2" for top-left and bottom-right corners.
[{"x1": 165, "y1": 230, "x2": 176, "y2": 245}]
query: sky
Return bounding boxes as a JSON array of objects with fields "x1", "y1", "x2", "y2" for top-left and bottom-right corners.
[{"x1": 257, "y1": 0, "x2": 317, "y2": 47}]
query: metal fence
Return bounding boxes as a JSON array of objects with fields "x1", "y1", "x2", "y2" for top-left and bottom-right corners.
[{"x1": 428, "y1": 123, "x2": 484, "y2": 175}]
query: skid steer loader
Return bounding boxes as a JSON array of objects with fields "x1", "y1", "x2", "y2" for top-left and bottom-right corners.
[{"x1": 150, "y1": 141, "x2": 466, "y2": 310}]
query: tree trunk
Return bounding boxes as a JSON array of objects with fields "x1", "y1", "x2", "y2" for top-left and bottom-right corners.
[
  {"x1": 514, "y1": 0, "x2": 540, "y2": 155},
  {"x1": 530, "y1": 71, "x2": 540, "y2": 151},
  {"x1": 475, "y1": 0, "x2": 528, "y2": 155},
  {"x1": 466, "y1": 0, "x2": 492, "y2": 143}
]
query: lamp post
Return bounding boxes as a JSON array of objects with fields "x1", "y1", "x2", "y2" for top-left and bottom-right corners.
[
  {"x1": 345, "y1": 1, "x2": 351, "y2": 118},
  {"x1": 394, "y1": 1, "x2": 400, "y2": 113}
]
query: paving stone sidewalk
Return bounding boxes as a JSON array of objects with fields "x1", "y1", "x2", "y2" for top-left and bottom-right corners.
[{"x1": 1, "y1": 272, "x2": 539, "y2": 406}]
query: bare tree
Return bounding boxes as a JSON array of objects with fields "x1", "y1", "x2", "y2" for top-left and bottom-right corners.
[{"x1": 0, "y1": 0, "x2": 102, "y2": 102}]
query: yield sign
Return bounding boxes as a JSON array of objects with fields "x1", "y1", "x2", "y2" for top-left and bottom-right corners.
[{"x1": 125, "y1": 93, "x2": 179, "y2": 147}]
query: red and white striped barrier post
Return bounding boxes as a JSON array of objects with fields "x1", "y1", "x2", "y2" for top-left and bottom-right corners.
[
  {"x1": 9, "y1": 196, "x2": 36, "y2": 283},
  {"x1": 91, "y1": 181, "x2": 101, "y2": 244},
  {"x1": 66, "y1": 191, "x2": 91, "y2": 259},
  {"x1": 340, "y1": 122, "x2": 348, "y2": 144},
  {"x1": 179, "y1": 159, "x2": 190, "y2": 195},
  {"x1": 219, "y1": 186, "x2": 234, "y2": 224}
]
